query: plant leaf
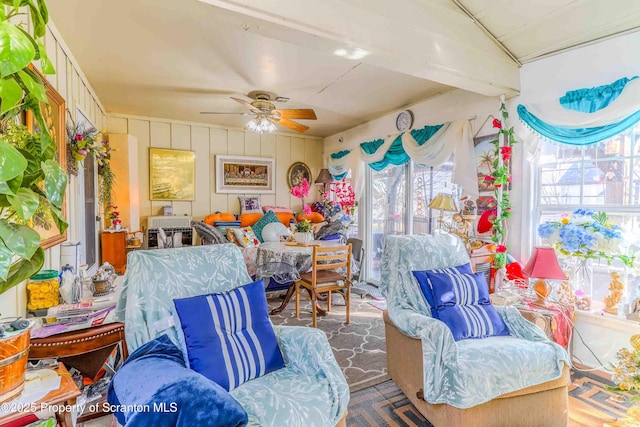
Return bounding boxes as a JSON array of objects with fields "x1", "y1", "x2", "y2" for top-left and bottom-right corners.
[
  {"x1": 0, "y1": 246, "x2": 44, "y2": 292},
  {"x1": 0, "y1": 20, "x2": 36, "y2": 77},
  {"x1": 7, "y1": 187, "x2": 39, "y2": 220},
  {"x1": 35, "y1": 0, "x2": 47, "y2": 23},
  {"x1": 48, "y1": 203, "x2": 68, "y2": 234},
  {"x1": 24, "y1": 0, "x2": 45, "y2": 38},
  {"x1": 0, "y1": 219, "x2": 40, "y2": 259},
  {"x1": 36, "y1": 41, "x2": 54, "y2": 74},
  {"x1": 0, "y1": 173, "x2": 22, "y2": 195},
  {"x1": 0, "y1": 140, "x2": 27, "y2": 181},
  {"x1": 0, "y1": 76, "x2": 22, "y2": 114},
  {"x1": 0, "y1": 241, "x2": 11, "y2": 280},
  {"x1": 17, "y1": 69, "x2": 46, "y2": 102},
  {"x1": 41, "y1": 159, "x2": 67, "y2": 208}
]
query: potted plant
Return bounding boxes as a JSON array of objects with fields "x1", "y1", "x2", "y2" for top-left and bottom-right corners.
[
  {"x1": 294, "y1": 219, "x2": 313, "y2": 243},
  {"x1": 0, "y1": 0, "x2": 67, "y2": 402}
]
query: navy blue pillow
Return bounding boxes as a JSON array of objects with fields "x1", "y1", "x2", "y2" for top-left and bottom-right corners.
[
  {"x1": 436, "y1": 303, "x2": 510, "y2": 341},
  {"x1": 425, "y1": 271, "x2": 490, "y2": 307},
  {"x1": 173, "y1": 279, "x2": 285, "y2": 391},
  {"x1": 412, "y1": 263, "x2": 473, "y2": 317}
]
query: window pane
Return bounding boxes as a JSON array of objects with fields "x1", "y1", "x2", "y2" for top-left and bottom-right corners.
[
  {"x1": 370, "y1": 164, "x2": 406, "y2": 281},
  {"x1": 412, "y1": 161, "x2": 458, "y2": 235}
]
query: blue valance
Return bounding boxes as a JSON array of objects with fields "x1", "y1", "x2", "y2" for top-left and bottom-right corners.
[
  {"x1": 559, "y1": 76, "x2": 637, "y2": 113},
  {"x1": 359, "y1": 124, "x2": 443, "y2": 171},
  {"x1": 330, "y1": 150, "x2": 350, "y2": 160},
  {"x1": 517, "y1": 76, "x2": 640, "y2": 146}
]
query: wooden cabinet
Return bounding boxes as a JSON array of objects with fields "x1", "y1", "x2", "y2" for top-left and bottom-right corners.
[{"x1": 101, "y1": 231, "x2": 127, "y2": 274}]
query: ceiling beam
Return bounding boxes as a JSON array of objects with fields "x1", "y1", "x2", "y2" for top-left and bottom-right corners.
[{"x1": 197, "y1": 0, "x2": 520, "y2": 96}]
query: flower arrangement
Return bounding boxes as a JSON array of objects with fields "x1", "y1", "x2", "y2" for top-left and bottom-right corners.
[
  {"x1": 291, "y1": 177, "x2": 311, "y2": 215},
  {"x1": 108, "y1": 205, "x2": 121, "y2": 229},
  {"x1": 319, "y1": 181, "x2": 357, "y2": 229},
  {"x1": 66, "y1": 124, "x2": 113, "y2": 175},
  {"x1": 608, "y1": 335, "x2": 640, "y2": 402},
  {"x1": 485, "y1": 101, "x2": 516, "y2": 269},
  {"x1": 538, "y1": 209, "x2": 634, "y2": 266},
  {"x1": 295, "y1": 218, "x2": 312, "y2": 233}
]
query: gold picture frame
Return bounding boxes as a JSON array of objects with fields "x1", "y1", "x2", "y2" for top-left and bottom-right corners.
[
  {"x1": 149, "y1": 148, "x2": 196, "y2": 200},
  {"x1": 215, "y1": 155, "x2": 275, "y2": 194},
  {"x1": 287, "y1": 162, "x2": 311, "y2": 189},
  {"x1": 25, "y1": 67, "x2": 67, "y2": 249}
]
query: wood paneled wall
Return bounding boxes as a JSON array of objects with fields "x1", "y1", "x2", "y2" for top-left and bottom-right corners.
[
  {"x1": 106, "y1": 114, "x2": 324, "y2": 222},
  {"x1": 0, "y1": 19, "x2": 107, "y2": 317}
]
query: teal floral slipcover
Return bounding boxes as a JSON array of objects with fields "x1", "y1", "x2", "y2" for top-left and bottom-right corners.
[
  {"x1": 115, "y1": 244, "x2": 348, "y2": 426},
  {"x1": 380, "y1": 234, "x2": 570, "y2": 409}
]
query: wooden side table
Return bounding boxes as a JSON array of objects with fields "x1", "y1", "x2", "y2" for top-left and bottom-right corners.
[
  {"x1": 101, "y1": 231, "x2": 127, "y2": 274},
  {"x1": 0, "y1": 363, "x2": 81, "y2": 427},
  {"x1": 29, "y1": 323, "x2": 128, "y2": 423}
]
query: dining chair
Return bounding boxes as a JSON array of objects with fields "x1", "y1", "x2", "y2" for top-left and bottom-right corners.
[{"x1": 295, "y1": 244, "x2": 352, "y2": 327}]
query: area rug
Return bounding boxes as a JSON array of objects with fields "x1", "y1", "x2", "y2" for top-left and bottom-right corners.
[
  {"x1": 267, "y1": 292, "x2": 389, "y2": 392},
  {"x1": 347, "y1": 368, "x2": 634, "y2": 427},
  {"x1": 367, "y1": 299, "x2": 387, "y2": 310}
]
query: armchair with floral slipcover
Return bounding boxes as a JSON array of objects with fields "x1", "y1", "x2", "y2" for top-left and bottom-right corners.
[
  {"x1": 381, "y1": 234, "x2": 571, "y2": 427},
  {"x1": 108, "y1": 244, "x2": 349, "y2": 426}
]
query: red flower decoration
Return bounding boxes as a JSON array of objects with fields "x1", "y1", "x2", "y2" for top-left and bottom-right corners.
[
  {"x1": 492, "y1": 118, "x2": 502, "y2": 129},
  {"x1": 75, "y1": 134, "x2": 83, "y2": 141},
  {"x1": 484, "y1": 175, "x2": 495, "y2": 182},
  {"x1": 496, "y1": 244, "x2": 507, "y2": 253},
  {"x1": 501, "y1": 146, "x2": 512, "y2": 162}
]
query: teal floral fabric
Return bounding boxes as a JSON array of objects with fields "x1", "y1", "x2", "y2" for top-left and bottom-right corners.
[
  {"x1": 116, "y1": 244, "x2": 348, "y2": 426},
  {"x1": 380, "y1": 234, "x2": 570, "y2": 408}
]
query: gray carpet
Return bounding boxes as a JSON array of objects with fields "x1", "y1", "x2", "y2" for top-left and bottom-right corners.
[{"x1": 267, "y1": 291, "x2": 389, "y2": 392}]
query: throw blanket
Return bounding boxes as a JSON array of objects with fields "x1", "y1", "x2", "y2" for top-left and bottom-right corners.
[
  {"x1": 192, "y1": 221, "x2": 227, "y2": 245},
  {"x1": 315, "y1": 222, "x2": 346, "y2": 240}
]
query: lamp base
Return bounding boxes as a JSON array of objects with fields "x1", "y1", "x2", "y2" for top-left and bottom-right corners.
[{"x1": 532, "y1": 279, "x2": 550, "y2": 308}]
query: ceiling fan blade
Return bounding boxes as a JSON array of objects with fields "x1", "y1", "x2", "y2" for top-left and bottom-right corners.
[
  {"x1": 274, "y1": 109, "x2": 317, "y2": 120},
  {"x1": 200, "y1": 112, "x2": 250, "y2": 115},
  {"x1": 272, "y1": 117, "x2": 309, "y2": 133},
  {"x1": 231, "y1": 96, "x2": 261, "y2": 114}
]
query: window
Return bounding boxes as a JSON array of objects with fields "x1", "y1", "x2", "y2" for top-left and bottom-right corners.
[
  {"x1": 365, "y1": 160, "x2": 458, "y2": 282},
  {"x1": 534, "y1": 124, "x2": 640, "y2": 306}
]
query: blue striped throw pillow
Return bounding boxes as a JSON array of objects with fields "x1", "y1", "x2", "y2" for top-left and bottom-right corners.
[
  {"x1": 423, "y1": 270, "x2": 508, "y2": 340},
  {"x1": 173, "y1": 279, "x2": 285, "y2": 391},
  {"x1": 412, "y1": 263, "x2": 473, "y2": 317}
]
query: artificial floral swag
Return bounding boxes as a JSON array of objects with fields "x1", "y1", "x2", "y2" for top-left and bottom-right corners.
[
  {"x1": 65, "y1": 121, "x2": 116, "y2": 206},
  {"x1": 484, "y1": 101, "x2": 517, "y2": 269}
]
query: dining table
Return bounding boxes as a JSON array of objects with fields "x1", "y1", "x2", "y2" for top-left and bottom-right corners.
[{"x1": 256, "y1": 240, "x2": 344, "y2": 315}]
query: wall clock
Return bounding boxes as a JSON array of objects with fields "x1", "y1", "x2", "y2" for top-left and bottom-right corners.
[{"x1": 396, "y1": 110, "x2": 414, "y2": 132}]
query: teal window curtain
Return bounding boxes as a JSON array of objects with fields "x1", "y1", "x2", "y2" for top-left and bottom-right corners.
[
  {"x1": 559, "y1": 77, "x2": 637, "y2": 113},
  {"x1": 359, "y1": 124, "x2": 443, "y2": 170},
  {"x1": 518, "y1": 76, "x2": 640, "y2": 146},
  {"x1": 329, "y1": 150, "x2": 351, "y2": 180}
]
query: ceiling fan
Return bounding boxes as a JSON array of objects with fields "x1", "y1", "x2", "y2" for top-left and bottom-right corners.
[{"x1": 200, "y1": 91, "x2": 317, "y2": 133}]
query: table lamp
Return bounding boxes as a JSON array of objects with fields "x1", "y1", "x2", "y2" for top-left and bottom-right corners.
[
  {"x1": 522, "y1": 247, "x2": 567, "y2": 307},
  {"x1": 314, "y1": 168, "x2": 333, "y2": 194},
  {"x1": 428, "y1": 193, "x2": 458, "y2": 229}
]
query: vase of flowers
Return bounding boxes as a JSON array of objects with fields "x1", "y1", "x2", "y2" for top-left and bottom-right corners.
[
  {"x1": 538, "y1": 209, "x2": 634, "y2": 310},
  {"x1": 291, "y1": 177, "x2": 311, "y2": 217},
  {"x1": 609, "y1": 335, "x2": 640, "y2": 404}
]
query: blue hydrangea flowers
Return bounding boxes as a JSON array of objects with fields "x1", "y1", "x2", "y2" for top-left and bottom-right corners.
[{"x1": 537, "y1": 209, "x2": 633, "y2": 266}]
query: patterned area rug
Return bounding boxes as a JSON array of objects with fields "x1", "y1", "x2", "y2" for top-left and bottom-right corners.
[
  {"x1": 346, "y1": 369, "x2": 634, "y2": 427},
  {"x1": 267, "y1": 291, "x2": 389, "y2": 392}
]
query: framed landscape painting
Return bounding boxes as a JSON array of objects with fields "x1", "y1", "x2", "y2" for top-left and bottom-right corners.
[
  {"x1": 149, "y1": 148, "x2": 196, "y2": 200},
  {"x1": 216, "y1": 155, "x2": 275, "y2": 194}
]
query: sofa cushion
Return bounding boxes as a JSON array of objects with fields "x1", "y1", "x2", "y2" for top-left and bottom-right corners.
[
  {"x1": 262, "y1": 205, "x2": 293, "y2": 214},
  {"x1": 251, "y1": 210, "x2": 281, "y2": 243},
  {"x1": 426, "y1": 271, "x2": 491, "y2": 307},
  {"x1": 204, "y1": 212, "x2": 237, "y2": 226},
  {"x1": 412, "y1": 263, "x2": 472, "y2": 317},
  {"x1": 226, "y1": 228, "x2": 240, "y2": 245},
  {"x1": 435, "y1": 303, "x2": 510, "y2": 341},
  {"x1": 275, "y1": 212, "x2": 295, "y2": 226},
  {"x1": 239, "y1": 213, "x2": 263, "y2": 227},
  {"x1": 233, "y1": 227, "x2": 260, "y2": 248},
  {"x1": 239, "y1": 196, "x2": 262, "y2": 214},
  {"x1": 173, "y1": 279, "x2": 285, "y2": 391},
  {"x1": 297, "y1": 212, "x2": 325, "y2": 223}
]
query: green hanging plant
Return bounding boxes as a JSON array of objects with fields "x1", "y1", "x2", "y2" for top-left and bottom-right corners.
[{"x1": 0, "y1": 0, "x2": 68, "y2": 295}]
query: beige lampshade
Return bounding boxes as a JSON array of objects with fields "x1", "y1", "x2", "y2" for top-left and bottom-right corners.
[
  {"x1": 428, "y1": 193, "x2": 458, "y2": 212},
  {"x1": 314, "y1": 168, "x2": 333, "y2": 184}
]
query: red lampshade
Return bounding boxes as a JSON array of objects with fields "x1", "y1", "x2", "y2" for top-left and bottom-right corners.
[{"x1": 522, "y1": 247, "x2": 567, "y2": 280}]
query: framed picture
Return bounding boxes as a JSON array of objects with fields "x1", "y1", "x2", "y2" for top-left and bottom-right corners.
[
  {"x1": 474, "y1": 133, "x2": 500, "y2": 193},
  {"x1": 216, "y1": 155, "x2": 275, "y2": 194},
  {"x1": 287, "y1": 161, "x2": 311, "y2": 189},
  {"x1": 149, "y1": 148, "x2": 196, "y2": 200},
  {"x1": 26, "y1": 67, "x2": 67, "y2": 249}
]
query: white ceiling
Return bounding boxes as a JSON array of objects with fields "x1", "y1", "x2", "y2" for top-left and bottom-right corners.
[{"x1": 48, "y1": 0, "x2": 640, "y2": 137}]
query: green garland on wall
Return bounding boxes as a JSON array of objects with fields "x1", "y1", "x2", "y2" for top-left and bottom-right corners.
[{"x1": 484, "y1": 100, "x2": 517, "y2": 269}]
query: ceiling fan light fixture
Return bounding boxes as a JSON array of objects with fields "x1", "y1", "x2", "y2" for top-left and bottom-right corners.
[{"x1": 246, "y1": 115, "x2": 277, "y2": 134}]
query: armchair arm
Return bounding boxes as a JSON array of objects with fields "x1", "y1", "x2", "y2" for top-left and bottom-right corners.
[
  {"x1": 273, "y1": 325, "x2": 349, "y2": 422},
  {"x1": 495, "y1": 305, "x2": 550, "y2": 342}
]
